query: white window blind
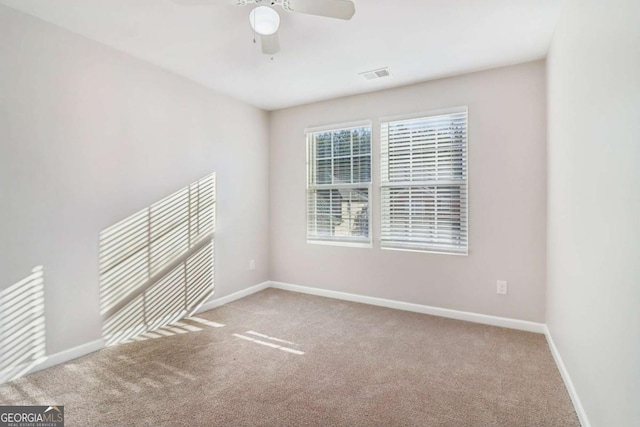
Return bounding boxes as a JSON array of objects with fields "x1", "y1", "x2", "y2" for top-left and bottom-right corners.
[
  {"x1": 306, "y1": 124, "x2": 372, "y2": 245},
  {"x1": 380, "y1": 109, "x2": 468, "y2": 254}
]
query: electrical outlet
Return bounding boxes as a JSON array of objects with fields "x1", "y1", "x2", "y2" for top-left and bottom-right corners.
[
  {"x1": 249, "y1": 259, "x2": 255, "y2": 271},
  {"x1": 497, "y1": 280, "x2": 508, "y2": 295}
]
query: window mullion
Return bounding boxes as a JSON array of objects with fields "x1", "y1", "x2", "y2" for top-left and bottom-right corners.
[
  {"x1": 409, "y1": 129, "x2": 413, "y2": 241},
  {"x1": 329, "y1": 189, "x2": 333, "y2": 235},
  {"x1": 435, "y1": 127, "x2": 440, "y2": 241},
  {"x1": 330, "y1": 132, "x2": 335, "y2": 185},
  {"x1": 350, "y1": 130, "x2": 354, "y2": 184}
]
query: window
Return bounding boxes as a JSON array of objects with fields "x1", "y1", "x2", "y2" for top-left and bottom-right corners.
[
  {"x1": 380, "y1": 108, "x2": 468, "y2": 254},
  {"x1": 306, "y1": 122, "x2": 372, "y2": 246}
]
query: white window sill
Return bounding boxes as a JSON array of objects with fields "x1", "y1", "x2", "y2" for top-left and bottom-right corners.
[
  {"x1": 380, "y1": 245, "x2": 468, "y2": 256},
  {"x1": 307, "y1": 239, "x2": 372, "y2": 249}
]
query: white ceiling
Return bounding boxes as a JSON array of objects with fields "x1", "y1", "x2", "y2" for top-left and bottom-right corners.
[{"x1": 0, "y1": 0, "x2": 564, "y2": 110}]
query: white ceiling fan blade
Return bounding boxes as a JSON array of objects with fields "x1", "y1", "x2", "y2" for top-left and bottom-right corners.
[
  {"x1": 285, "y1": 0, "x2": 355, "y2": 20},
  {"x1": 261, "y1": 33, "x2": 280, "y2": 55}
]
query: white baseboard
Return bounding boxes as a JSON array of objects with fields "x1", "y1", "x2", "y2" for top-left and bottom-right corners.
[
  {"x1": 269, "y1": 281, "x2": 546, "y2": 334},
  {"x1": 0, "y1": 282, "x2": 270, "y2": 384},
  {"x1": 196, "y1": 281, "x2": 270, "y2": 314},
  {"x1": 1, "y1": 358, "x2": 46, "y2": 383},
  {"x1": 544, "y1": 327, "x2": 591, "y2": 427},
  {"x1": 25, "y1": 338, "x2": 105, "y2": 378}
]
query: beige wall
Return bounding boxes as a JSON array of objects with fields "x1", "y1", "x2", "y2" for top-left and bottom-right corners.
[
  {"x1": 269, "y1": 61, "x2": 547, "y2": 322},
  {"x1": 546, "y1": 0, "x2": 640, "y2": 425},
  {"x1": 8, "y1": 5, "x2": 639, "y2": 421},
  {"x1": 0, "y1": 6, "x2": 270, "y2": 355}
]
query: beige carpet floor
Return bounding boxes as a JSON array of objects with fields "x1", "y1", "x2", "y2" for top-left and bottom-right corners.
[{"x1": 0, "y1": 289, "x2": 579, "y2": 426}]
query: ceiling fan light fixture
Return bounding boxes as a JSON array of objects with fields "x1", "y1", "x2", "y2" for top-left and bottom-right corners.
[{"x1": 249, "y1": 6, "x2": 280, "y2": 36}]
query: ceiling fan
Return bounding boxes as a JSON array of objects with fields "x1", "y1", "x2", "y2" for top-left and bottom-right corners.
[{"x1": 173, "y1": 0, "x2": 356, "y2": 55}]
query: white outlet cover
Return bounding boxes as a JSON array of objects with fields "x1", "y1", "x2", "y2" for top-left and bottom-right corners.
[{"x1": 497, "y1": 280, "x2": 508, "y2": 295}]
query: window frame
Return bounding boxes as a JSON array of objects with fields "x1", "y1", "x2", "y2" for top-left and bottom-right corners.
[
  {"x1": 305, "y1": 120, "x2": 373, "y2": 248},
  {"x1": 379, "y1": 107, "x2": 469, "y2": 255}
]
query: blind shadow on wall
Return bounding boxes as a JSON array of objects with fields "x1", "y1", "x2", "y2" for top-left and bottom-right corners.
[
  {"x1": 0, "y1": 266, "x2": 46, "y2": 383},
  {"x1": 99, "y1": 173, "x2": 216, "y2": 346}
]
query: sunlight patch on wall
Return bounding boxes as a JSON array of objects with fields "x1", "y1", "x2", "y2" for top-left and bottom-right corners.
[
  {"x1": 0, "y1": 266, "x2": 46, "y2": 383},
  {"x1": 99, "y1": 173, "x2": 216, "y2": 346}
]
